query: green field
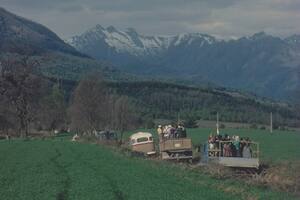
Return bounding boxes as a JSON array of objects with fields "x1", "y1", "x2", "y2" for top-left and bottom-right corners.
[
  {"x1": 126, "y1": 128, "x2": 300, "y2": 162},
  {"x1": 0, "y1": 136, "x2": 297, "y2": 200}
]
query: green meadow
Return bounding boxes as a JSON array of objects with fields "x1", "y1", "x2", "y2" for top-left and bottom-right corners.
[{"x1": 0, "y1": 136, "x2": 297, "y2": 200}]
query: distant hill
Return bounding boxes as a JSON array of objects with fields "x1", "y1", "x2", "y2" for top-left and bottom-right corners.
[
  {"x1": 0, "y1": 7, "x2": 85, "y2": 57},
  {"x1": 0, "y1": 7, "x2": 134, "y2": 81},
  {"x1": 68, "y1": 25, "x2": 300, "y2": 101}
]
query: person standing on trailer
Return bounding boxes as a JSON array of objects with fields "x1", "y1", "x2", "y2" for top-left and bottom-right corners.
[
  {"x1": 157, "y1": 125, "x2": 163, "y2": 140},
  {"x1": 233, "y1": 136, "x2": 241, "y2": 157}
]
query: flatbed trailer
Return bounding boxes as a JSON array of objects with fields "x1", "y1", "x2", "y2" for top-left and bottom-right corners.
[{"x1": 202, "y1": 141, "x2": 260, "y2": 169}]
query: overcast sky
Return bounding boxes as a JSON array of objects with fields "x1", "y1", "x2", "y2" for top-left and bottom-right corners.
[{"x1": 1, "y1": 0, "x2": 300, "y2": 39}]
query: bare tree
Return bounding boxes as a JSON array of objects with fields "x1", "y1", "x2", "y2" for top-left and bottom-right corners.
[
  {"x1": 297, "y1": 69, "x2": 300, "y2": 128},
  {"x1": 69, "y1": 73, "x2": 108, "y2": 135},
  {"x1": 0, "y1": 55, "x2": 42, "y2": 137},
  {"x1": 0, "y1": 92, "x2": 12, "y2": 135},
  {"x1": 68, "y1": 72, "x2": 137, "y2": 141},
  {"x1": 112, "y1": 96, "x2": 136, "y2": 144}
]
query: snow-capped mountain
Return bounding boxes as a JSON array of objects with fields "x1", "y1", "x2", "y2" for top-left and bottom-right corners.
[
  {"x1": 68, "y1": 25, "x2": 217, "y2": 58},
  {"x1": 68, "y1": 26, "x2": 300, "y2": 101}
]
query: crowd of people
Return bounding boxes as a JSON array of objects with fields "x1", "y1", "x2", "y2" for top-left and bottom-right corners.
[
  {"x1": 208, "y1": 134, "x2": 253, "y2": 158},
  {"x1": 157, "y1": 124, "x2": 187, "y2": 140}
]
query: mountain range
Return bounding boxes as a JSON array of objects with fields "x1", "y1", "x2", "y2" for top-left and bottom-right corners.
[
  {"x1": 68, "y1": 25, "x2": 300, "y2": 101},
  {"x1": 0, "y1": 7, "x2": 299, "y2": 102},
  {"x1": 0, "y1": 7, "x2": 298, "y2": 125}
]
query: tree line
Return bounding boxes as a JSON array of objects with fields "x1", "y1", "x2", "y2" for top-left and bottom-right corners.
[
  {"x1": 107, "y1": 81, "x2": 300, "y2": 128},
  {"x1": 56, "y1": 75, "x2": 300, "y2": 129},
  {"x1": 0, "y1": 55, "x2": 136, "y2": 139},
  {"x1": 1, "y1": 54, "x2": 299, "y2": 139}
]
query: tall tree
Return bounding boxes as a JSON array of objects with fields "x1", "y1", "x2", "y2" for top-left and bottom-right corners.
[
  {"x1": 0, "y1": 55, "x2": 42, "y2": 137},
  {"x1": 69, "y1": 74, "x2": 108, "y2": 135},
  {"x1": 40, "y1": 82, "x2": 67, "y2": 132},
  {"x1": 112, "y1": 96, "x2": 135, "y2": 144}
]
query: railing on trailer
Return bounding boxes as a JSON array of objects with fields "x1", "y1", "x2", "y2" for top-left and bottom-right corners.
[{"x1": 203, "y1": 141, "x2": 260, "y2": 168}]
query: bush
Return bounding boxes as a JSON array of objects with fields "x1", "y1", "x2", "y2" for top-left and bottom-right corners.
[
  {"x1": 144, "y1": 118, "x2": 155, "y2": 129},
  {"x1": 184, "y1": 118, "x2": 198, "y2": 128},
  {"x1": 260, "y1": 126, "x2": 266, "y2": 130},
  {"x1": 250, "y1": 124, "x2": 258, "y2": 129},
  {"x1": 220, "y1": 124, "x2": 226, "y2": 129}
]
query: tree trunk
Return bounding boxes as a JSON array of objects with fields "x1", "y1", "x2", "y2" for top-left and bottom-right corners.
[{"x1": 119, "y1": 130, "x2": 124, "y2": 146}]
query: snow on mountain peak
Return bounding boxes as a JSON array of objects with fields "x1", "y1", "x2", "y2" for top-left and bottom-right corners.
[
  {"x1": 125, "y1": 27, "x2": 138, "y2": 34},
  {"x1": 68, "y1": 25, "x2": 218, "y2": 56}
]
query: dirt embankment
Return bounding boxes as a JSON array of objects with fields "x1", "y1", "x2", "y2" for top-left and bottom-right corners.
[
  {"x1": 250, "y1": 162, "x2": 300, "y2": 196},
  {"x1": 197, "y1": 161, "x2": 300, "y2": 198}
]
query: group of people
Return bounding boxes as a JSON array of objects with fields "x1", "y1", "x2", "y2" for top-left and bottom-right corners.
[
  {"x1": 157, "y1": 124, "x2": 187, "y2": 140},
  {"x1": 208, "y1": 134, "x2": 253, "y2": 158}
]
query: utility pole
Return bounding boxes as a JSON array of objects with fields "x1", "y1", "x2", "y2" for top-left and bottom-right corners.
[
  {"x1": 270, "y1": 112, "x2": 273, "y2": 133},
  {"x1": 216, "y1": 112, "x2": 220, "y2": 135}
]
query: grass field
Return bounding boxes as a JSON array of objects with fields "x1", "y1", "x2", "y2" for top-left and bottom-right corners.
[
  {"x1": 0, "y1": 137, "x2": 297, "y2": 200},
  {"x1": 126, "y1": 128, "x2": 300, "y2": 162}
]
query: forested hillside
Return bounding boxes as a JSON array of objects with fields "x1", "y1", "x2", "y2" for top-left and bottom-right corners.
[{"x1": 61, "y1": 79, "x2": 299, "y2": 128}]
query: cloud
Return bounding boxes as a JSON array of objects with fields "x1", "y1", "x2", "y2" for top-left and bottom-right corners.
[
  {"x1": 0, "y1": 0, "x2": 299, "y2": 38},
  {"x1": 1, "y1": 0, "x2": 240, "y2": 11}
]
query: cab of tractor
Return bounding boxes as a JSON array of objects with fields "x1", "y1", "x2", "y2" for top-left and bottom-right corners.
[{"x1": 129, "y1": 132, "x2": 156, "y2": 156}]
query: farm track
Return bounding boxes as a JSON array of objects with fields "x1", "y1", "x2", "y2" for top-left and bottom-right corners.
[
  {"x1": 49, "y1": 145, "x2": 71, "y2": 200},
  {"x1": 103, "y1": 175, "x2": 126, "y2": 200},
  {"x1": 66, "y1": 142, "x2": 127, "y2": 200},
  {"x1": 86, "y1": 157, "x2": 127, "y2": 199}
]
